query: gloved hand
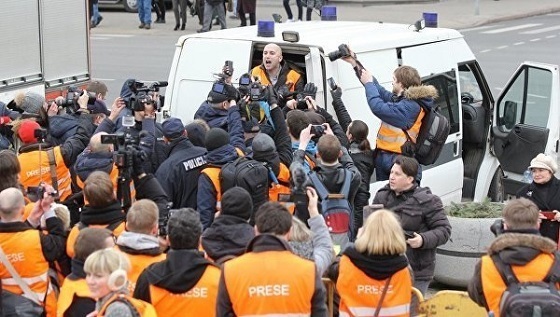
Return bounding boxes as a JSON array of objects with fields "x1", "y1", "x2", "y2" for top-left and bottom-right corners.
[
  {"x1": 276, "y1": 85, "x2": 291, "y2": 103},
  {"x1": 6, "y1": 100, "x2": 24, "y2": 114},
  {"x1": 0, "y1": 116, "x2": 11, "y2": 125},
  {"x1": 301, "y1": 83, "x2": 317, "y2": 99},
  {"x1": 330, "y1": 87, "x2": 343, "y2": 102},
  {"x1": 131, "y1": 146, "x2": 147, "y2": 177},
  {"x1": 266, "y1": 85, "x2": 279, "y2": 106}
]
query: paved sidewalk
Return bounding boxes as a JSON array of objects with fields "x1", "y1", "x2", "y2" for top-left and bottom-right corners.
[{"x1": 92, "y1": 0, "x2": 560, "y2": 35}]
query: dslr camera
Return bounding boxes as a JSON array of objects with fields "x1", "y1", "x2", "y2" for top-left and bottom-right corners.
[
  {"x1": 56, "y1": 86, "x2": 96, "y2": 112},
  {"x1": 26, "y1": 185, "x2": 57, "y2": 202},
  {"x1": 124, "y1": 80, "x2": 168, "y2": 112},
  {"x1": 328, "y1": 44, "x2": 352, "y2": 62},
  {"x1": 249, "y1": 81, "x2": 266, "y2": 101}
]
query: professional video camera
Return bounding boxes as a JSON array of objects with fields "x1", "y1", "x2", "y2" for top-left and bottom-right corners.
[
  {"x1": 327, "y1": 44, "x2": 352, "y2": 62},
  {"x1": 278, "y1": 162, "x2": 313, "y2": 208},
  {"x1": 56, "y1": 86, "x2": 96, "y2": 111},
  {"x1": 249, "y1": 81, "x2": 266, "y2": 101},
  {"x1": 238, "y1": 73, "x2": 252, "y2": 98},
  {"x1": 124, "y1": 80, "x2": 168, "y2": 112}
]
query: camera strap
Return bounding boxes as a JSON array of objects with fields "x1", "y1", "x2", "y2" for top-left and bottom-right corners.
[{"x1": 46, "y1": 148, "x2": 59, "y2": 198}]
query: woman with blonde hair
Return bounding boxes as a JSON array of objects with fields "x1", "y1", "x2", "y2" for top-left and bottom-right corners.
[
  {"x1": 328, "y1": 209, "x2": 412, "y2": 317},
  {"x1": 84, "y1": 248, "x2": 156, "y2": 317}
]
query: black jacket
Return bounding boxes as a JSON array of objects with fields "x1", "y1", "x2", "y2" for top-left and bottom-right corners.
[
  {"x1": 63, "y1": 259, "x2": 96, "y2": 317},
  {"x1": 216, "y1": 234, "x2": 328, "y2": 316},
  {"x1": 200, "y1": 215, "x2": 254, "y2": 262},
  {"x1": 348, "y1": 143, "x2": 375, "y2": 230},
  {"x1": 373, "y1": 185, "x2": 451, "y2": 280},
  {"x1": 468, "y1": 230, "x2": 557, "y2": 310},
  {"x1": 516, "y1": 177, "x2": 560, "y2": 242},
  {"x1": 155, "y1": 136, "x2": 207, "y2": 209},
  {"x1": 133, "y1": 249, "x2": 218, "y2": 302}
]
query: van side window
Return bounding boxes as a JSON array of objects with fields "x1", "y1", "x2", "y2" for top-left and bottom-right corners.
[
  {"x1": 497, "y1": 66, "x2": 552, "y2": 132},
  {"x1": 422, "y1": 70, "x2": 460, "y2": 134}
]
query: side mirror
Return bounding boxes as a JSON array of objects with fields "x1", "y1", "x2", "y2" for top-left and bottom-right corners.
[{"x1": 502, "y1": 101, "x2": 517, "y2": 130}]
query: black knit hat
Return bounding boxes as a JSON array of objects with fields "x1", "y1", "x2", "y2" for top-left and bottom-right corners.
[
  {"x1": 205, "y1": 128, "x2": 230, "y2": 151},
  {"x1": 221, "y1": 187, "x2": 252, "y2": 220}
]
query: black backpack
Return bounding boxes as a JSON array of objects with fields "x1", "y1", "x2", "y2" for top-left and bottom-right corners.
[
  {"x1": 309, "y1": 170, "x2": 353, "y2": 246},
  {"x1": 404, "y1": 100, "x2": 450, "y2": 165},
  {"x1": 219, "y1": 157, "x2": 269, "y2": 222},
  {"x1": 491, "y1": 253, "x2": 560, "y2": 317}
]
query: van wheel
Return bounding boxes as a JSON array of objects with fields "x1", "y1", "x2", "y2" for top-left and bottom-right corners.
[
  {"x1": 488, "y1": 168, "x2": 504, "y2": 202},
  {"x1": 124, "y1": 0, "x2": 138, "y2": 13}
]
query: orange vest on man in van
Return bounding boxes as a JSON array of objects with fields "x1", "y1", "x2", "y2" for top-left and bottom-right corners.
[
  {"x1": 480, "y1": 253, "x2": 556, "y2": 316},
  {"x1": 223, "y1": 248, "x2": 316, "y2": 315},
  {"x1": 148, "y1": 265, "x2": 221, "y2": 317},
  {"x1": 98, "y1": 293, "x2": 157, "y2": 317},
  {"x1": 57, "y1": 277, "x2": 94, "y2": 317},
  {"x1": 0, "y1": 229, "x2": 57, "y2": 317},
  {"x1": 376, "y1": 109, "x2": 425, "y2": 154},
  {"x1": 251, "y1": 66, "x2": 301, "y2": 92},
  {"x1": 337, "y1": 255, "x2": 412, "y2": 317},
  {"x1": 19, "y1": 146, "x2": 73, "y2": 201}
]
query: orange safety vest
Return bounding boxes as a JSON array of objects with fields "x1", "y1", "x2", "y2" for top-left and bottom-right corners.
[
  {"x1": 57, "y1": 277, "x2": 94, "y2": 317},
  {"x1": 149, "y1": 265, "x2": 221, "y2": 317},
  {"x1": 119, "y1": 250, "x2": 166, "y2": 294},
  {"x1": 337, "y1": 255, "x2": 411, "y2": 317},
  {"x1": 480, "y1": 252, "x2": 557, "y2": 316},
  {"x1": 66, "y1": 221, "x2": 126, "y2": 258},
  {"x1": 98, "y1": 293, "x2": 157, "y2": 317},
  {"x1": 250, "y1": 66, "x2": 301, "y2": 92},
  {"x1": 19, "y1": 146, "x2": 73, "y2": 201},
  {"x1": 0, "y1": 228, "x2": 57, "y2": 317},
  {"x1": 268, "y1": 163, "x2": 294, "y2": 214},
  {"x1": 376, "y1": 108, "x2": 425, "y2": 154},
  {"x1": 75, "y1": 165, "x2": 136, "y2": 201},
  {"x1": 223, "y1": 250, "x2": 316, "y2": 316},
  {"x1": 200, "y1": 150, "x2": 244, "y2": 211}
]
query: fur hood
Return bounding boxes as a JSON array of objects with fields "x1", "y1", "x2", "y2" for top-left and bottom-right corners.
[
  {"x1": 404, "y1": 85, "x2": 438, "y2": 100},
  {"x1": 487, "y1": 233, "x2": 557, "y2": 255}
]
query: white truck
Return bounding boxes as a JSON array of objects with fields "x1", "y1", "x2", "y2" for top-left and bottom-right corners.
[
  {"x1": 0, "y1": 0, "x2": 91, "y2": 104},
  {"x1": 161, "y1": 22, "x2": 560, "y2": 205}
]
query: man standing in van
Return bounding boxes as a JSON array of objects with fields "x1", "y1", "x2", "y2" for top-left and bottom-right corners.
[{"x1": 342, "y1": 49, "x2": 437, "y2": 181}]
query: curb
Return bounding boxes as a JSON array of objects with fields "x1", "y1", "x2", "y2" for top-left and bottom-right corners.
[{"x1": 464, "y1": 6, "x2": 560, "y2": 29}]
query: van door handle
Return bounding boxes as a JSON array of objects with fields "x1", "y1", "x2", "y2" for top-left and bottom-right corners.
[{"x1": 453, "y1": 141, "x2": 460, "y2": 157}]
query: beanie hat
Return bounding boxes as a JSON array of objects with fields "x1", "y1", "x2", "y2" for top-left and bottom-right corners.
[
  {"x1": 221, "y1": 187, "x2": 252, "y2": 220},
  {"x1": 18, "y1": 120, "x2": 41, "y2": 144},
  {"x1": 205, "y1": 128, "x2": 229, "y2": 151},
  {"x1": 529, "y1": 153, "x2": 558, "y2": 173},
  {"x1": 88, "y1": 99, "x2": 111, "y2": 115},
  {"x1": 252, "y1": 133, "x2": 276, "y2": 156},
  {"x1": 207, "y1": 91, "x2": 229, "y2": 104},
  {"x1": 162, "y1": 117, "x2": 185, "y2": 140},
  {"x1": 15, "y1": 91, "x2": 44, "y2": 115},
  {"x1": 185, "y1": 122, "x2": 207, "y2": 147}
]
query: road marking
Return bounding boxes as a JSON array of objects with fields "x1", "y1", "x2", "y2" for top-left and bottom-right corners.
[
  {"x1": 91, "y1": 34, "x2": 134, "y2": 38},
  {"x1": 521, "y1": 25, "x2": 560, "y2": 34},
  {"x1": 528, "y1": 93, "x2": 548, "y2": 99},
  {"x1": 480, "y1": 49, "x2": 492, "y2": 53},
  {"x1": 513, "y1": 42, "x2": 525, "y2": 45},
  {"x1": 547, "y1": 13, "x2": 560, "y2": 16},
  {"x1": 460, "y1": 25, "x2": 501, "y2": 32},
  {"x1": 496, "y1": 45, "x2": 508, "y2": 50},
  {"x1": 546, "y1": 35, "x2": 556, "y2": 39},
  {"x1": 482, "y1": 23, "x2": 542, "y2": 34},
  {"x1": 529, "y1": 38, "x2": 541, "y2": 42}
]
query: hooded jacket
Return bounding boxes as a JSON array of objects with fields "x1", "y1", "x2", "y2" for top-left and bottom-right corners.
[
  {"x1": 200, "y1": 215, "x2": 254, "y2": 262},
  {"x1": 155, "y1": 136, "x2": 207, "y2": 209},
  {"x1": 133, "y1": 249, "x2": 219, "y2": 302},
  {"x1": 373, "y1": 184, "x2": 451, "y2": 280},
  {"x1": 468, "y1": 231, "x2": 558, "y2": 312}
]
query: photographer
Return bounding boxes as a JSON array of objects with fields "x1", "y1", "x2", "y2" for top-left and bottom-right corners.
[{"x1": 16, "y1": 97, "x2": 96, "y2": 201}]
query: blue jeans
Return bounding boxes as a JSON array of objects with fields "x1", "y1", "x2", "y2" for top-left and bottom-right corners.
[{"x1": 138, "y1": 0, "x2": 152, "y2": 24}]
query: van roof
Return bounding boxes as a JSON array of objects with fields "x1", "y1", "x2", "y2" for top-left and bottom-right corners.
[{"x1": 176, "y1": 21, "x2": 464, "y2": 52}]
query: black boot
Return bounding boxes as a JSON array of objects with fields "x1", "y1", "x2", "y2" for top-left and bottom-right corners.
[
  {"x1": 174, "y1": 23, "x2": 180, "y2": 31},
  {"x1": 181, "y1": 23, "x2": 186, "y2": 30}
]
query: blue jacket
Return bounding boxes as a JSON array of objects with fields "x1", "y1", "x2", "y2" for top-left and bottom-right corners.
[
  {"x1": 74, "y1": 150, "x2": 114, "y2": 184},
  {"x1": 49, "y1": 113, "x2": 79, "y2": 144},
  {"x1": 194, "y1": 103, "x2": 246, "y2": 152}
]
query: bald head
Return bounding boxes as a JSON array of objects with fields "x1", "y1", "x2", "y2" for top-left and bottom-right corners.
[
  {"x1": 0, "y1": 188, "x2": 25, "y2": 221},
  {"x1": 263, "y1": 44, "x2": 283, "y2": 73},
  {"x1": 89, "y1": 132, "x2": 113, "y2": 153}
]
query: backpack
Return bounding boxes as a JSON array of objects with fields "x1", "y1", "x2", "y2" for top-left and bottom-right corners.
[
  {"x1": 491, "y1": 253, "x2": 560, "y2": 317},
  {"x1": 404, "y1": 100, "x2": 450, "y2": 165},
  {"x1": 309, "y1": 170, "x2": 353, "y2": 246},
  {"x1": 219, "y1": 157, "x2": 269, "y2": 222}
]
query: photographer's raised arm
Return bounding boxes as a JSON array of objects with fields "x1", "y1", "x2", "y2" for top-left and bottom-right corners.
[
  {"x1": 95, "y1": 97, "x2": 126, "y2": 134},
  {"x1": 60, "y1": 110, "x2": 96, "y2": 168}
]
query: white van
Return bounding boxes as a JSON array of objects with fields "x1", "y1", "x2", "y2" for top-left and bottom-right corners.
[{"x1": 162, "y1": 21, "x2": 560, "y2": 205}]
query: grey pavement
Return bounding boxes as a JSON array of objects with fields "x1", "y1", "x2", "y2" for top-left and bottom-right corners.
[{"x1": 91, "y1": 0, "x2": 560, "y2": 36}]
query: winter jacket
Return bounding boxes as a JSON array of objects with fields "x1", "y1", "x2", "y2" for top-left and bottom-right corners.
[
  {"x1": 349, "y1": 143, "x2": 375, "y2": 230},
  {"x1": 468, "y1": 230, "x2": 558, "y2": 313},
  {"x1": 49, "y1": 113, "x2": 80, "y2": 144},
  {"x1": 133, "y1": 249, "x2": 219, "y2": 302},
  {"x1": 195, "y1": 104, "x2": 246, "y2": 152},
  {"x1": 74, "y1": 150, "x2": 114, "y2": 184},
  {"x1": 373, "y1": 184, "x2": 451, "y2": 280},
  {"x1": 250, "y1": 62, "x2": 305, "y2": 93},
  {"x1": 155, "y1": 137, "x2": 207, "y2": 209},
  {"x1": 517, "y1": 177, "x2": 560, "y2": 242},
  {"x1": 288, "y1": 215, "x2": 334, "y2": 276},
  {"x1": 200, "y1": 214, "x2": 255, "y2": 262}
]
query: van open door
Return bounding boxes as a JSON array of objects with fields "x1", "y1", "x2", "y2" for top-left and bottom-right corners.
[{"x1": 491, "y1": 62, "x2": 560, "y2": 197}]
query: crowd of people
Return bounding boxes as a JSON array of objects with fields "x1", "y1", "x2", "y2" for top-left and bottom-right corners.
[{"x1": 0, "y1": 42, "x2": 558, "y2": 316}]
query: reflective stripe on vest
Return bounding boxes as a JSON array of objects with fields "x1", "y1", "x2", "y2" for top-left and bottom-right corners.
[
  {"x1": 337, "y1": 255, "x2": 411, "y2": 317},
  {"x1": 119, "y1": 250, "x2": 166, "y2": 294},
  {"x1": 376, "y1": 108, "x2": 425, "y2": 154},
  {"x1": 19, "y1": 146, "x2": 73, "y2": 200},
  {"x1": 57, "y1": 278, "x2": 94, "y2": 316},
  {"x1": 0, "y1": 229, "x2": 54, "y2": 311},
  {"x1": 149, "y1": 265, "x2": 221, "y2": 317},
  {"x1": 481, "y1": 252, "x2": 556, "y2": 317},
  {"x1": 98, "y1": 293, "x2": 157, "y2": 317},
  {"x1": 250, "y1": 67, "x2": 301, "y2": 92},
  {"x1": 224, "y1": 250, "x2": 315, "y2": 316}
]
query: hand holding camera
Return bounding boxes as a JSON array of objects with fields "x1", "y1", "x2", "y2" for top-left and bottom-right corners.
[
  {"x1": 109, "y1": 98, "x2": 126, "y2": 122},
  {"x1": 77, "y1": 89, "x2": 91, "y2": 110},
  {"x1": 306, "y1": 187, "x2": 319, "y2": 218}
]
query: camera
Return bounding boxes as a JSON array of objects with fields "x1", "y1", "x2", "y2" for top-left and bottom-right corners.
[
  {"x1": 56, "y1": 86, "x2": 96, "y2": 111},
  {"x1": 249, "y1": 82, "x2": 266, "y2": 101},
  {"x1": 310, "y1": 124, "x2": 325, "y2": 136},
  {"x1": 34, "y1": 128, "x2": 48, "y2": 142},
  {"x1": 327, "y1": 77, "x2": 338, "y2": 90},
  {"x1": 100, "y1": 132, "x2": 146, "y2": 169},
  {"x1": 238, "y1": 74, "x2": 252, "y2": 98},
  {"x1": 26, "y1": 185, "x2": 57, "y2": 202},
  {"x1": 124, "y1": 80, "x2": 168, "y2": 112},
  {"x1": 327, "y1": 44, "x2": 352, "y2": 62},
  {"x1": 278, "y1": 162, "x2": 313, "y2": 207},
  {"x1": 224, "y1": 60, "x2": 233, "y2": 77}
]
